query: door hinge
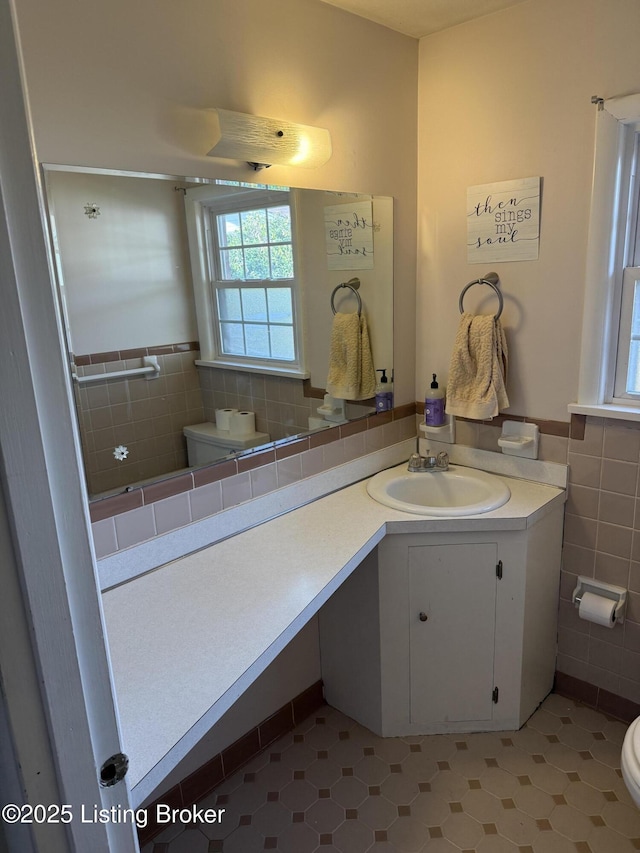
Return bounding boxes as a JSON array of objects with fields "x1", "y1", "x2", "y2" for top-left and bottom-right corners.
[
  {"x1": 492, "y1": 686, "x2": 499, "y2": 704},
  {"x1": 496, "y1": 560, "x2": 503, "y2": 579}
]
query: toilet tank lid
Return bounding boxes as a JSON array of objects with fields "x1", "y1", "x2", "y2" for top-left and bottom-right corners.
[{"x1": 183, "y1": 422, "x2": 270, "y2": 449}]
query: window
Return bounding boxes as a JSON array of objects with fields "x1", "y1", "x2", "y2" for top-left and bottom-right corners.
[
  {"x1": 184, "y1": 183, "x2": 308, "y2": 377},
  {"x1": 570, "y1": 94, "x2": 640, "y2": 419},
  {"x1": 213, "y1": 201, "x2": 296, "y2": 362}
]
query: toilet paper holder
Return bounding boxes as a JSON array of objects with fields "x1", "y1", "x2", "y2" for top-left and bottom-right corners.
[{"x1": 572, "y1": 576, "x2": 627, "y2": 624}]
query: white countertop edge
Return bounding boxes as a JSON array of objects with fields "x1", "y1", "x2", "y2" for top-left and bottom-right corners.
[
  {"x1": 98, "y1": 438, "x2": 415, "y2": 591},
  {"x1": 132, "y1": 527, "x2": 388, "y2": 807}
]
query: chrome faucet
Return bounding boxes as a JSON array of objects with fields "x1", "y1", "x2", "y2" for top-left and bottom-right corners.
[{"x1": 407, "y1": 450, "x2": 449, "y2": 472}]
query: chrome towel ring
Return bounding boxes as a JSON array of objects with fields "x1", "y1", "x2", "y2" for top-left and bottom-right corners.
[
  {"x1": 331, "y1": 277, "x2": 362, "y2": 316},
  {"x1": 458, "y1": 271, "x2": 503, "y2": 320}
]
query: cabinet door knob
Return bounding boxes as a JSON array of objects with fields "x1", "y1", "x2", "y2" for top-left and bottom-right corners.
[{"x1": 418, "y1": 611, "x2": 428, "y2": 622}]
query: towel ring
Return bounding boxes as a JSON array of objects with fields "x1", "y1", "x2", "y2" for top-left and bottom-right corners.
[
  {"x1": 458, "y1": 272, "x2": 503, "y2": 320},
  {"x1": 331, "y1": 278, "x2": 362, "y2": 316}
]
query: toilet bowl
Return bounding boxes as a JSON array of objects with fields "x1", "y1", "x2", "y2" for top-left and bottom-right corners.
[
  {"x1": 183, "y1": 422, "x2": 270, "y2": 466},
  {"x1": 622, "y1": 716, "x2": 640, "y2": 807}
]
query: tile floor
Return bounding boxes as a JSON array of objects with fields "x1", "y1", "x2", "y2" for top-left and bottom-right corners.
[{"x1": 143, "y1": 693, "x2": 640, "y2": 852}]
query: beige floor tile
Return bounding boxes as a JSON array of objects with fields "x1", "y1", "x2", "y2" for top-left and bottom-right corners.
[
  {"x1": 476, "y1": 834, "x2": 520, "y2": 852},
  {"x1": 548, "y1": 801, "x2": 597, "y2": 840},
  {"x1": 588, "y1": 824, "x2": 640, "y2": 852},
  {"x1": 356, "y1": 794, "x2": 398, "y2": 830},
  {"x1": 410, "y1": 790, "x2": 450, "y2": 826},
  {"x1": 441, "y1": 811, "x2": 484, "y2": 847},
  {"x1": 158, "y1": 695, "x2": 637, "y2": 853},
  {"x1": 332, "y1": 818, "x2": 374, "y2": 853},
  {"x1": 602, "y1": 799, "x2": 640, "y2": 837},
  {"x1": 461, "y1": 787, "x2": 504, "y2": 822},
  {"x1": 512, "y1": 783, "x2": 556, "y2": 818},
  {"x1": 563, "y1": 779, "x2": 609, "y2": 815}
]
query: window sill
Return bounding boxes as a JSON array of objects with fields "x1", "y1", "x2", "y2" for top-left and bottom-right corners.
[
  {"x1": 195, "y1": 359, "x2": 310, "y2": 380},
  {"x1": 568, "y1": 402, "x2": 640, "y2": 423}
]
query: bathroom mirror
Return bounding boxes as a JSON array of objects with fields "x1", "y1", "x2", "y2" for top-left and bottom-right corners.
[{"x1": 42, "y1": 165, "x2": 394, "y2": 499}]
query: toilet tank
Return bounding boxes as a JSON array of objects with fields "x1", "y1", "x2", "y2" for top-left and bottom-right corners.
[{"x1": 183, "y1": 422, "x2": 271, "y2": 466}]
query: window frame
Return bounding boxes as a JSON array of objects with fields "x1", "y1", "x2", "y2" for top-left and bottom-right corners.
[
  {"x1": 569, "y1": 94, "x2": 640, "y2": 421},
  {"x1": 184, "y1": 183, "x2": 309, "y2": 379}
]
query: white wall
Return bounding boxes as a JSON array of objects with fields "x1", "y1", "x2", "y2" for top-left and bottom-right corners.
[
  {"x1": 46, "y1": 169, "x2": 197, "y2": 353},
  {"x1": 14, "y1": 0, "x2": 418, "y2": 407},
  {"x1": 417, "y1": 0, "x2": 640, "y2": 422}
]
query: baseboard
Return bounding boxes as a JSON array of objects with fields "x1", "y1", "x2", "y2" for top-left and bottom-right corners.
[
  {"x1": 137, "y1": 679, "x2": 324, "y2": 846},
  {"x1": 554, "y1": 670, "x2": 640, "y2": 723}
]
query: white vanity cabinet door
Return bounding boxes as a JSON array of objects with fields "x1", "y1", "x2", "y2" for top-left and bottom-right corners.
[{"x1": 408, "y1": 543, "x2": 498, "y2": 725}]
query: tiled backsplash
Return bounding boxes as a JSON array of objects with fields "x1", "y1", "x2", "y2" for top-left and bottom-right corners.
[
  {"x1": 90, "y1": 406, "x2": 416, "y2": 560},
  {"x1": 197, "y1": 365, "x2": 373, "y2": 442},
  {"x1": 74, "y1": 343, "x2": 202, "y2": 495}
]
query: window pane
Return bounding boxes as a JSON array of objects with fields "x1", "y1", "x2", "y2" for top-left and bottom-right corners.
[
  {"x1": 217, "y1": 288, "x2": 242, "y2": 321},
  {"x1": 270, "y1": 244, "x2": 294, "y2": 278},
  {"x1": 627, "y1": 341, "x2": 640, "y2": 394},
  {"x1": 241, "y1": 288, "x2": 267, "y2": 321},
  {"x1": 217, "y1": 212, "x2": 242, "y2": 247},
  {"x1": 268, "y1": 206, "x2": 292, "y2": 242},
  {"x1": 267, "y1": 288, "x2": 293, "y2": 323},
  {"x1": 269, "y1": 325, "x2": 295, "y2": 360},
  {"x1": 626, "y1": 280, "x2": 640, "y2": 393},
  {"x1": 241, "y1": 208, "x2": 268, "y2": 245},
  {"x1": 219, "y1": 248, "x2": 244, "y2": 280},
  {"x1": 244, "y1": 324, "x2": 270, "y2": 357},
  {"x1": 244, "y1": 246, "x2": 270, "y2": 279},
  {"x1": 220, "y1": 322, "x2": 245, "y2": 355}
]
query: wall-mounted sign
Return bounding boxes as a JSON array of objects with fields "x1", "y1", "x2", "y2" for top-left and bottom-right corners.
[
  {"x1": 324, "y1": 200, "x2": 374, "y2": 270},
  {"x1": 467, "y1": 177, "x2": 540, "y2": 263}
]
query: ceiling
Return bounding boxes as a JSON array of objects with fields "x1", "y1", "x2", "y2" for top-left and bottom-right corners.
[{"x1": 317, "y1": 0, "x2": 529, "y2": 38}]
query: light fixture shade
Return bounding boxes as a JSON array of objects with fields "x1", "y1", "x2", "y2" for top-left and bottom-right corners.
[{"x1": 207, "y1": 108, "x2": 332, "y2": 168}]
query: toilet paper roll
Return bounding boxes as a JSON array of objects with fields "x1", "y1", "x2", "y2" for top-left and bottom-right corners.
[
  {"x1": 229, "y1": 411, "x2": 256, "y2": 436},
  {"x1": 215, "y1": 408, "x2": 238, "y2": 431},
  {"x1": 578, "y1": 591, "x2": 617, "y2": 628}
]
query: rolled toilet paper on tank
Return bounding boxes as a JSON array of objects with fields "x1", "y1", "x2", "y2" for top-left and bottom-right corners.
[
  {"x1": 578, "y1": 591, "x2": 617, "y2": 628},
  {"x1": 230, "y1": 411, "x2": 256, "y2": 436},
  {"x1": 215, "y1": 408, "x2": 238, "y2": 431}
]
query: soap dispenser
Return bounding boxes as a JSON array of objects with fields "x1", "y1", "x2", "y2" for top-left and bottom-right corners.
[
  {"x1": 375, "y1": 369, "x2": 393, "y2": 412},
  {"x1": 425, "y1": 374, "x2": 445, "y2": 426}
]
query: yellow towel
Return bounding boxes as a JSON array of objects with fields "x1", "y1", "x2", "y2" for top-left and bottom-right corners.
[
  {"x1": 326, "y1": 312, "x2": 377, "y2": 401},
  {"x1": 445, "y1": 313, "x2": 509, "y2": 420}
]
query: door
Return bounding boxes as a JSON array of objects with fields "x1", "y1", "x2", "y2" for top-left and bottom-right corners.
[
  {"x1": 409, "y1": 543, "x2": 498, "y2": 725},
  {"x1": 0, "y1": 6, "x2": 137, "y2": 850}
]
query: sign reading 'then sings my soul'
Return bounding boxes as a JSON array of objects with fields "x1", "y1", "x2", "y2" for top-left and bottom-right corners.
[{"x1": 467, "y1": 177, "x2": 540, "y2": 263}]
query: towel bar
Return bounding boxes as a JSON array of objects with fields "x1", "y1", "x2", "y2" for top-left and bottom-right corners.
[
  {"x1": 458, "y1": 272, "x2": 503, "y2": 319},
  {"x1": 331, "y1": 278, "x2": 362, "y2": 316}
]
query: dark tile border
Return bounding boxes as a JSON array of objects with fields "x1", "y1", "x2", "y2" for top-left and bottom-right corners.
[
  {"x1": 554, "y1": 670, "x2": 640, "y2": 722},
  {"x1": 73, "y1": 341, "x2": 199, "y2": 365},
  {"x1": 137, "y1": 679, "x2": 324, "y2": 847},
  {"x1": 411, "y1": 402, "x2": 581, "y2": 439}
]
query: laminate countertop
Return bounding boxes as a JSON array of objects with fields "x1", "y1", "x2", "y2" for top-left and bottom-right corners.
[{"x1": 102, "y1": 450, "x2": 566, "y2": 806}]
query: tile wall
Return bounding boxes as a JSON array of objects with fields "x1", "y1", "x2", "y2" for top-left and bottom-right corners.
[
  {"x1": 455, "y1": 415, "x2": 640, "y2": 708},
  {"x1": 74, "y1": 344, "x2": 202, "y2": 496},
  {"x1": 197, "y1": 366, "x2": 373, "y2": 443},
  {"x1": 90, "y1": 407, "x2": 416, "y2": 560}
]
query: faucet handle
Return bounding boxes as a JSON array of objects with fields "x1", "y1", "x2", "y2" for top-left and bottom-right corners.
[
  {"x1": 407, "y1": 453, "x2": 422, "y2": 472},
  {"x1": 436, "y1": 451, "x2": 449, "y2": 469}
]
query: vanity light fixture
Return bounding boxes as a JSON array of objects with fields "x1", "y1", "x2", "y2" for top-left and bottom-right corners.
[{"x1": 207, "y1": 108, "x2": 332, "y2": 170}]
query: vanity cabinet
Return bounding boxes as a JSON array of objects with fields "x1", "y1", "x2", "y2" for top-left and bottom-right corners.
[{"x1": 319, "y1": 502, "x2": 564, "y2": 736}]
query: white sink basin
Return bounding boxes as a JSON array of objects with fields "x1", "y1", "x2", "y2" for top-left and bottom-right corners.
[{"x1": 366, "y1": 464, "x2": 511, "y2": 516}]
